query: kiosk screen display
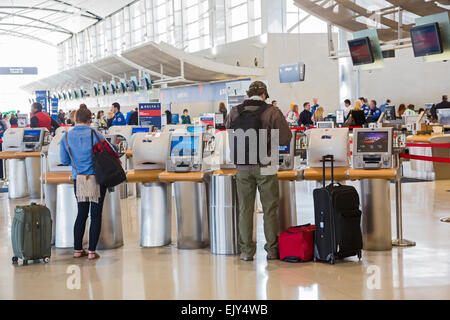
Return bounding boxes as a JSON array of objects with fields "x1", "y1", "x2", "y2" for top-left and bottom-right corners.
[
  {"x1": 356, "y1": 131, "x2": 389, "y2": 153},
  {"x1": 279, "y1": 144, "x2": 290, "y2": 154},
  {"x1": 132, "y1": 127, "x2": 150, "y2": 134},
  {"x1": 348, "y1": 37, "x2": 375, "y2": 66},
  {"x1": 410, "y1": 23, "x2": 443, "y2": 57},
  {"x1": 384, "y1": 106, "x2": 396, "y2": 120},
  {"x1": 187, "y1": 126, "x2": 206, "y2": 133},
  {"x1": 23, "y1": 130, "x2": 41, "y2": 142},
  {"x1": 170, "y1": 136, "x2": 200, "y2": 156}
]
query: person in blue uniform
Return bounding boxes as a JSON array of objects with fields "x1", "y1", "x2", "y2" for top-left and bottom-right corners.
[
  {"x1": 107, "y1": 102, "x2": 126, "y2": 127},
  {"x1": 360, "y1": 97, "x2": 370, "y2": 116},
  {"x1": 366, "y1": 100, "x2": 381, "y2": 122},
  {"x1": 311, "y1": 98, "x2": 320, "y2": 115},
  {"x1": 379, "y1": 99, "x2": 391, "y2": 114}
]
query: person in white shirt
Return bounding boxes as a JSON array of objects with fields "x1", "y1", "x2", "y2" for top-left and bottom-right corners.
[
  {"x1": 343, "y1": 99, "x2": 352, "y2": 118},
  {"x1": 285, "y1": 104, "x2": 299, "y2": 125}
]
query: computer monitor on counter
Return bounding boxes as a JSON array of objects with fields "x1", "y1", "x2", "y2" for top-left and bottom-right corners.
[{"x1": 352, "y1": 128, "x2": 393, "y2": 169}]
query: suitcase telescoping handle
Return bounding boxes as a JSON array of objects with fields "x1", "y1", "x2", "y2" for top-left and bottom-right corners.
[{"x1": 320, "y1": 154, "x2": 334, "y2": 187}]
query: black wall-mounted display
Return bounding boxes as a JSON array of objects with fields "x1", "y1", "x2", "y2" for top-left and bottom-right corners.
[
  {"x1": 348, "y1": 37, "x2": 375, "y2": 66},
  {"x1": 410, "y1": 22, "x2": 443, "y2": 57}
]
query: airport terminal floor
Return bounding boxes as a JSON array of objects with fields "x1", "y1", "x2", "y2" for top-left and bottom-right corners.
[{"x1": 1, "y1": 179, "x2": 448, "y2": 300}]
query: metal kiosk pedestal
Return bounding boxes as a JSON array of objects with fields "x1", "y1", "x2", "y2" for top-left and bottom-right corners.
[
  {"x1": 127, "y1": 170, "x2": 171, "y2": 247},
  {"x1": 277, "y1": 170, "x2": 299, "y2": 231},
  {"x1": 44, "y1": 172, "x2": 123, "y2": 249},
  {"x1": 160, "y1": 171, "x2": 210, "y2": 250},
  {"x1": 209, "y1": 169, "x2": 239, "y2": 255},
  {"x1": 7, "y1": 158, "x2": 28, "y2": 199}
]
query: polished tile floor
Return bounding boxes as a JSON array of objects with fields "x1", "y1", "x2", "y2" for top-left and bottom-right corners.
[{"x1": 0, "y1": 180, "x2": 449, "y2": 300}]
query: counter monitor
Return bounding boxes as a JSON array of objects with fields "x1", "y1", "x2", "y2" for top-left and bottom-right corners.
[
  {"x1": 187, "y1": 126, "x2": 206, "y2": 133},
  {"x1": 384, "y1": 106, "x2": 396, "y2": 121},
  {"x1": 352, "y1": 128, "x2": 393, "y2": 169},
  {"x1": 279, "y1": 144, "x2": 290, "y2": 154},
  {"x1": 356, "y1": 131, "x2": 389, "y2": 153}
]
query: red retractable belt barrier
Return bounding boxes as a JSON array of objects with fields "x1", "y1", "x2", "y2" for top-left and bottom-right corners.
[
  {"x1": 406, "y1": 143, "x2": 450, "y2": 148},
  {"x1": 400, "y1": 153, "x2": 450, "y2": 164}
]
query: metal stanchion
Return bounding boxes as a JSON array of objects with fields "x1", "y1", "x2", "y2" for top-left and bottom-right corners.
[{"x1": 392, "y1": 152, "x2": 416, "y2": 247}]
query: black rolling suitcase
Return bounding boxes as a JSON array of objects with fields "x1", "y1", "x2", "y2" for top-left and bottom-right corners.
[
  {"x1": 11, "y1": 203, "x2": 52, "y2": 265},
  {"x1": 313, "y1": 155, "x2": 362, "y2": 264}
]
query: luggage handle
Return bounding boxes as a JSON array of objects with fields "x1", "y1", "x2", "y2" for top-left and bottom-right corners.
[{"x1": 320, "y1": 154, "x2": 334, "y2": 187}]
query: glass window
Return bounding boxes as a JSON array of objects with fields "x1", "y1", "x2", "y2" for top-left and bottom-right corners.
[
  {"x1": 231, "y1": 4, "x2": 248, "y2": 26},
  {"x1": 231, "y1": 23, "x2": 248, "y2": 41}
]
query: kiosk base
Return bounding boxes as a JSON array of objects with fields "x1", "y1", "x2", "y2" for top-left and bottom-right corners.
[
  {"x1": 55, "y1": 184, "x2": 79, "y2": 248},
  {"x1": 25, "y1": 157, "x2": 41, "y2": 199},
  {"x1": 97, "y1": 187, "x2": 124, "y2": 250},
  {"x1": 278, "y1": 180, "x2": 298, "y2": 231},
  {"x1": 209, "y1": 174, "x2": 239, "y2": 255},
  {"x1": 140, "y1": 182, "x2": 172, "y2": 247},
  {"x1": 174, "y1": 181, "x2": 209, "y2": 249},
  {"x1": 7, "y1": 158, "x2": 28, "y2": 199},
  {"x1": 360, "y1": 179, "x2": 392, "y2": 251},
  {"x1": 45, "y1": 184, "x2": 57, "y2": 245}
]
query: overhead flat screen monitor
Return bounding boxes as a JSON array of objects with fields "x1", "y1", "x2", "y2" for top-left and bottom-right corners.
[
  {"x1": 132, "y1": 127, "x2": 150, "y2": 134},
  {"x1": 119, "y1": 79, "x2": 127, "y2": 93},
  {"x1": 23, "y1": 130, "x2": 41, "y2": 142},
  {"x1": 93, "y1": 84, "x2": 99, "y2": 96},
  {"x1": 110, "y1": 81, "x2": 118, "y2": 94},
  {"x1": 279, "y1": 144, "x2": 290, "y2": 154},
  {"x1": 348, "y1": 37, "x2": 375, "y2": 66},
  {"x1": 410, "y1": 22, "x2": 443, "y2": 57},
  {"x1": 356, "y1": 131, "x2": 389, "y2": 153},
  {"x1": 129, "y1": 76, "x2": 138, "y2": 92},
  {"x1": 102, "y1": 82, "x2": 108, "y2": 95},
  {"x1": 144, "y1": 74, "x2": 152, "y2": 90},
  {"x1": 170, "y1": 135, "x2": 200, "y2": 157},
  {"x1": 384, "y1": 106, "x2": 396, "y2": 120},
  {"x1": 279, "y1": 62, "x2": 305, "y2": 83}
]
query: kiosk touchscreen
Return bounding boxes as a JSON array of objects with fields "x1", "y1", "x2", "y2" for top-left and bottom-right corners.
[
  {"x1": 166, "y1": 133, "x2": 203, "y2": 172},
  {"x1": 307, "y1": 128, "x2": 349, "y2": 167},
  {"x1": 3, "y1": 128, "x2": 25, "y2": 151},
  {"x1": 279, "y1": 131, "x2": 304, "y2": 171},
  {"x1": 352, "y1": 128, "x2": 393, "y2": 169},
  {"x1": 21, "y1": 128, "x2": 45, "y2": 152}
]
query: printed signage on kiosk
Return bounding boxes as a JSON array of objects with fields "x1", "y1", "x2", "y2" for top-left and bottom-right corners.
[{"x1": 138, "y1": 102, "x2": 162, "y2": 129}]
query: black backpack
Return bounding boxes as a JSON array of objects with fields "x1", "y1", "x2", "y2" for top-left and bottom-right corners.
[
  {"x1": 229, "y1": 100, "x2": 269, "y2": 165},
  {"x1": 90, "y1": 130, "x2": 127, "y2": 188}
]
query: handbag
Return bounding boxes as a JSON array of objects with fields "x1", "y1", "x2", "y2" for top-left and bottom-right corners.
[
  {"x1": 91, "y1": 130, "x2": 126, "y2": 188},
  {"x1": 344, "y1": 113, "x2": 356, "y2": 127}
]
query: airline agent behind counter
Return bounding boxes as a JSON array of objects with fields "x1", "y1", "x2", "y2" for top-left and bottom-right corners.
[{"x1": 107, "y1": 102, "x2": 126, "y2": 127}]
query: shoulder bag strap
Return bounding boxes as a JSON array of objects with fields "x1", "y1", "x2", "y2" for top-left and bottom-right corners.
[{"x1": 65, "y1": 132, "x2": 79, "y2": 175}]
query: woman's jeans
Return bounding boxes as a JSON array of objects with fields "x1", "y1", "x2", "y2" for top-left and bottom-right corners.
[{"x1": 73, "y1": 179, "x2": 107, "y2": 251}]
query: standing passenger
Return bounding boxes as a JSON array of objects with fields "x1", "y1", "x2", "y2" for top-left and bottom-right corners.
[
  {"x1": 30, "y1": 102, "x2": 59, "y2": 132},
  {"x1": 60, "y1": 106, "x2": 108, "y2": 260},
  {"x1": 225, "y1": 81, "x2": 292, "y2": 261}
]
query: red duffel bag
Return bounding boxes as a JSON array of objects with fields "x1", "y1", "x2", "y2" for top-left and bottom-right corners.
[{"x1": 279, "y1": 224, "x2": 315, "y2": 262}]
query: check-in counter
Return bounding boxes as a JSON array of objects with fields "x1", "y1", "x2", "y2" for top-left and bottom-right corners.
[
  {"x1": 42, "y1": 171, "x2": 123, "y2": 250},
  {"x1": 405, "y1": 134, "x2": 450, "y2": 180}
]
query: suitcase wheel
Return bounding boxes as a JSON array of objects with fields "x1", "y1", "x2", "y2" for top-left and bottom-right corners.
[
  {"x1": 43, "y1": 257, "x2": 50, "y2": 264},
  {"x1": 12, "y1": 257, "x2": 18, "y2": 264}
]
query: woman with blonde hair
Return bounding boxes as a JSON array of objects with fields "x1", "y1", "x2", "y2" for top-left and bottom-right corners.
[
  {"x1": 313, "y1": 106, "x2": 324, "y2": 122},
  {"x1": 345, "y1": 100, "x2": 366, "y2": 127},
  {"x1": 286, "y1": 104, "x2": 299, "y2": 125}
]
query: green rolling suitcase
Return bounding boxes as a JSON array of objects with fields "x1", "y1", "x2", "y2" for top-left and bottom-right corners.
[{"x1": 11, "y1": 203, "x2": 52, "y2": 265}]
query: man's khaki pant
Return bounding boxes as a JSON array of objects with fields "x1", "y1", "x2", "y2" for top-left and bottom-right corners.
[{"x1": 236, "y1": 168, "x2": 280, "y2": 257}]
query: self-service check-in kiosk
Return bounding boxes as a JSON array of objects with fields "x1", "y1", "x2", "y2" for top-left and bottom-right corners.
[
  {"x1": 160, "y1": 129, "x2": 210, "y2": 249},
  {"x1": 1, "y1": 128, "x2": 47, "y2": 199},
  {"x1": 351, "y1": 127, "x2": 394, "y2": 251},
  {"x1": 130, "y1": 132, "x2": 172, "y2": 247},
  {"x1": 352, "y1": 128, "x2": 393, "y2": 169}
]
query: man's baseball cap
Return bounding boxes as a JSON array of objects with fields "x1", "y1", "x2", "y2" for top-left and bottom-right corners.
[{"x1": 247, "y1": 81, "x2": 269, "y2": 99}]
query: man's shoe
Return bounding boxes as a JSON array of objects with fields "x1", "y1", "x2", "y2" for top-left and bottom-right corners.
[{"x1": 240, "y1": 254, "x2": 254, "y2": 261}]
